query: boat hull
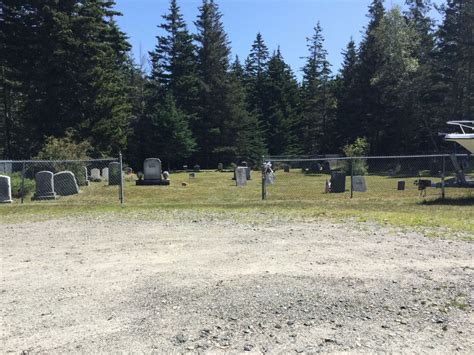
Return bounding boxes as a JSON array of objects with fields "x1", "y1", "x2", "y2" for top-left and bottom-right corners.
[{"x1": 445, "y1": 134, "x2": 474, "y2": 153}]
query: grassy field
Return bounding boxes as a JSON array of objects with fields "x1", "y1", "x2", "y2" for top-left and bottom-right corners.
[{"x1": 1, "y1": 170, "x2": 473, "y2": 234}]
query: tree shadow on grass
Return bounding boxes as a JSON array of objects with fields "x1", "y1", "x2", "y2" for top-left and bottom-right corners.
[{"x1": 420, "y1": 196, "x2": 474, "y2": 206}]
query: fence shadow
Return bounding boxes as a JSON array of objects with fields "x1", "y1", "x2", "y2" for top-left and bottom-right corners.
[{"x1": 420, "y1": 196, "x2": 474, "y2": 206}]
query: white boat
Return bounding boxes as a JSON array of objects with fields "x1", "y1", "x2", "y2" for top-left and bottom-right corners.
[{"x1": 443, "y1": 121, "x2": 474, "y2": 153}]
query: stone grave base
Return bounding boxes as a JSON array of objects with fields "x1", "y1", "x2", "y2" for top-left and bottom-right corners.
[
  {"x1": 136, "y1": 179, "x2": 170, "y2": 186},
  {"x1": 0, "y1": 199, "x2": 13, "y2": 204},
  {"x1": 32, "y1": 193, "x2": 58, "y2": 201}
]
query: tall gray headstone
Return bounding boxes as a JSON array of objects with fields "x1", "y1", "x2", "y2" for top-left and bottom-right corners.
[
  {"x1": 352, "y1": 176, "x2": 367, "y2": 192},
  {"x1": 54, "y1": 171, "x2": 80, "y2": 196},
  {"x1": 217, "y1": 163, "x2": 223, "y2": 171},
  {"x1": 32, "y1": 171, "x2": 57, "y2": 200},
  {"x1": 76, "y1": 167, "x2": 89, "y2": 186},
  {"x1": 235, "y1": 167, "x2": 247, "y2": 187},
  {"x1": 0, "y1": 175, "x2": 13, "y2": 203},
  {"x1": 108, "y1": 162, "x2": 121, "y2": 186},
  {"x1": 144, "y1": 158, "x2": 162, "y2": 180}
]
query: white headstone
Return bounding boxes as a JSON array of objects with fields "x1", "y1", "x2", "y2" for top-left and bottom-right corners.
[
  {"x1": 235, "y1": 167, "x2": 247, "y2": 187},
  {"x1": 91, "y1": 168, "x2": 101, "y2": 180},
  {"x1": 0, "y1": 175, "x2": 13, "y2": 203},
  {"x1": 352, "y1": 176, "x2": 367, "y2": 192},
  {"x1": 102, "y1": 167, "x2": 109, "y2": 180},
  {"x1": 54, "y1": 171, "x2": 79, "y2": 196},
  {"x1": 143, "y1": 158, "x2": 162, "y2": 180},
  {"x1": 32, "y1": 171, "x2": 57, "y2": 200}
]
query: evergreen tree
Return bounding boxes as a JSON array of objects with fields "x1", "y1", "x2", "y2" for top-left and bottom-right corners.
[
  {"x1": 372, "y1": 6, "x2": 421, "y2": 153},
  {"x1": 434, "y1": 0, "x2": 474, "y2": 123},
  {"x1": 404, "y1": 0, "x2": 441, "y2": 151},
  {"x1": 149, "y1": 0, "x2": 199, "y2": 116},
  {"x1": 244, "y1": 33, "x2": 270, "y2": 120},
  {"x1": 335, "y1": 39, "x2": 361, "y2": 147},
  {"x1": 356, "y1": 0, "x2": 385, "y2": 153},
  {"x1": 194, "y1": 0, "x2": 265, "y2": 166},
  {"x1": 299, "y1": 22, "x2": 335, "y2": 154},
  {"x1": 265, "y1": 48, "x2": 301, "y2": 155}
]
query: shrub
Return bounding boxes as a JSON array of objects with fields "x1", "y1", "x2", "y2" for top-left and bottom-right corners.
[
  {"x1": 36, "y1": 132, "x2": 91, "y2": 161},
  {"x1": 343, "y1": 137, "x2": 370, "y2": 176},
  {"x1": 9, "y1": 172, "x2": 35, "y2": 199}
]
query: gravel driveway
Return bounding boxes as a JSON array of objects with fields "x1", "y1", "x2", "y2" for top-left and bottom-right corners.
[{"x1": 1, "y1": 216, "x2": 473, "y2": 353}]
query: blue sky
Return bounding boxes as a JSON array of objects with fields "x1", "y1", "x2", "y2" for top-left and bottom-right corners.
[{"x1": 114, "y1": 0, "x2": 445, "y2": 79}]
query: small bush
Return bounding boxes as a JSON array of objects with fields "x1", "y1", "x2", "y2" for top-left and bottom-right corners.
[
  {"x1": 343, "y1": 137, "x2": 370, "y2": 175},
  {"x1": 9, "y1": 172, "x2": 35, "y2": 199}
]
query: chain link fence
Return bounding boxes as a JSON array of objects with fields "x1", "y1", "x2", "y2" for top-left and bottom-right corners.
[
  {"x1": 0, "y1": 156, "x2": 125, "y2": 205},
  {"x1": 262, "y1": 154, "x2": 474, "y2": 201}
]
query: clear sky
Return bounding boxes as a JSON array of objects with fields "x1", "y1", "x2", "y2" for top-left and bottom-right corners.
[{"x1": 114, "y1": 0, "x2": 445, "y2": 79}]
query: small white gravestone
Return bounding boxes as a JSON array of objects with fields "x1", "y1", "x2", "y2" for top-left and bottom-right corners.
[
  {"x1": 91, "y1": 168, "x2": 101, "y2": 181},
  {"x1": 352, "y1": 176, "x2": 367, "y2": 192},
  {"x1": 0, "y1": 175, "x2": 13, "y2": 203},
  {"x1": 32, "y1": 171, "x2": 57, "y2": 200},
  {"x1": 235, "y1": 167, "x2": 247, "y2": 187},
  {"x1": 102, "y1": 167, "x2": 109, "y2": 180}
]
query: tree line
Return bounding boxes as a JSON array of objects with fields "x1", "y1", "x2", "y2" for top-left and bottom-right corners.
[{"x1": 1, "y1": 0, "x2": 473, "y2": 168}]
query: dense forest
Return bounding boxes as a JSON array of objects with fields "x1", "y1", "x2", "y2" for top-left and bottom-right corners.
[{"x1": 1, "y1": 0, "x2": 473, "y2": 168}]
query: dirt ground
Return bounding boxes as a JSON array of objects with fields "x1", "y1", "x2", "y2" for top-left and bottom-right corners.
[{"x1": 1, "y1": 215, "x2": 473, "y2": 354}]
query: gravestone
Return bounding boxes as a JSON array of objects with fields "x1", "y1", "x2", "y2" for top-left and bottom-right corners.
[
  {"x1": 108, "y1": 162, "x2": 121, "y2": 186},
  {"x1": 54, "y1": 171, "x2": 80, "y2": 196},
  {"x1": 217, "y1": 163, "x2": 223, "y2": 171},
  {"x1": 76, "y1": 167, "x2": 89, "y2": 186},
  {"x1": 0, "y1": 175, "x2": 13, "y2": 203},
  {"x1": 32, "y1": 171, "x2": 57, "y2": 200},
  {"x1": 136, "y1": 158, "x2": 169, "y2": 186},
  {"x1": 194, "y1": 164, "x2": 201, "y2": 172},
  {"x1": 102, "y1": 167, "x2": 109, "y2": 181},
  {"x1": 283, "y1": 164, "x2": 290, "y2": 173},
  {"x1": 352, "y1": 176, "x2": 367, "y2": 192},
  {"x1": 235, "y1": 167, "x2": 247, "y2": 187},
  {"x1": 233, "y1": 166, "x2": 251, "y2": 180},
  {"x1": 330, "y1": 171, "x2": 346, "y2": 193},
  {"x1": 397, "y1": 180, "x2": 406, "y2": 191},
  {"x1": 0, "y1": 161, "x2": 13, "y2": 175},
  {"x1": 90, "y1": 168, "x2": 101, "y2": 182}
]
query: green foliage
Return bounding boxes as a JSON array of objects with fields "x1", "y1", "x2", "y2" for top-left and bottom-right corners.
[
  {"x1": 35, "y1": 133, "x2": 91, "y2": 161},
  {"x1": 2, "y1": 0, "x2": 472, "y2": 163},
  {"x1": 9, "y1": 172, "x2": 35, "y2": 199},
  {"x1": 343, "y1": 138, "x2": 370, "y2": 175}
]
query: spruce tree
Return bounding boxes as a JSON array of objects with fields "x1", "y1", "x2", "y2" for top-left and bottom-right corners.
[
  {"x1": 356, "y1": 0, "x2": 385, "y2": 153},
  {"x1": 149, "y1": 0, "x2": 199, "y2": 116},
  {"x1": 335, "y1": 39, "x2": 361, "y2": 147},
  {"x1": 265, "y1": 48, "x2": 301, "y2": 155},
  {"x1": 299, "y1": 23, "x2": 335, "y2": 154},
  {"x1": 434, "y1": 0, "x2": 474, "y2": 123},
  {"x1": 194, "y1": 0, "x2": 265, "y2": 166}
]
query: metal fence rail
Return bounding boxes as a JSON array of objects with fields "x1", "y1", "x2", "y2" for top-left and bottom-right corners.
[
  {"x1": 261, "y1": 154, "x2": 473, "y2": 201},
  {"x1": 0, "y1": 155, "x2": 124, "y2": 205}
]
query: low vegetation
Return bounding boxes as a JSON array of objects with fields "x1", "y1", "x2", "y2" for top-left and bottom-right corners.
[{"x1": 1, "y1": 171, "x2": 472, "y2": 235}]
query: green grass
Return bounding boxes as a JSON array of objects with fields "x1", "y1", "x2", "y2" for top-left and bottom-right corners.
[{"x1": 1, "y1": 170, "x2": 473, "y2": 235}]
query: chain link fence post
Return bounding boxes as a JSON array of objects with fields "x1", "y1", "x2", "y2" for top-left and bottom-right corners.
[
  {"x1": 441, "y1": 155, "x2": 446, "y2": 200},
  {"x1": 119, "y1": 152, "x2": 124, "y2": 205},
  {"x1": 350, "y1": 157, "x2": 354, "y2": 199},
  {"x1": 261, "y1": 156, "x2": 267, "y2": 200},
  {"x1": 20, "y1": 161, "x2": 26, "y2": 204}
]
